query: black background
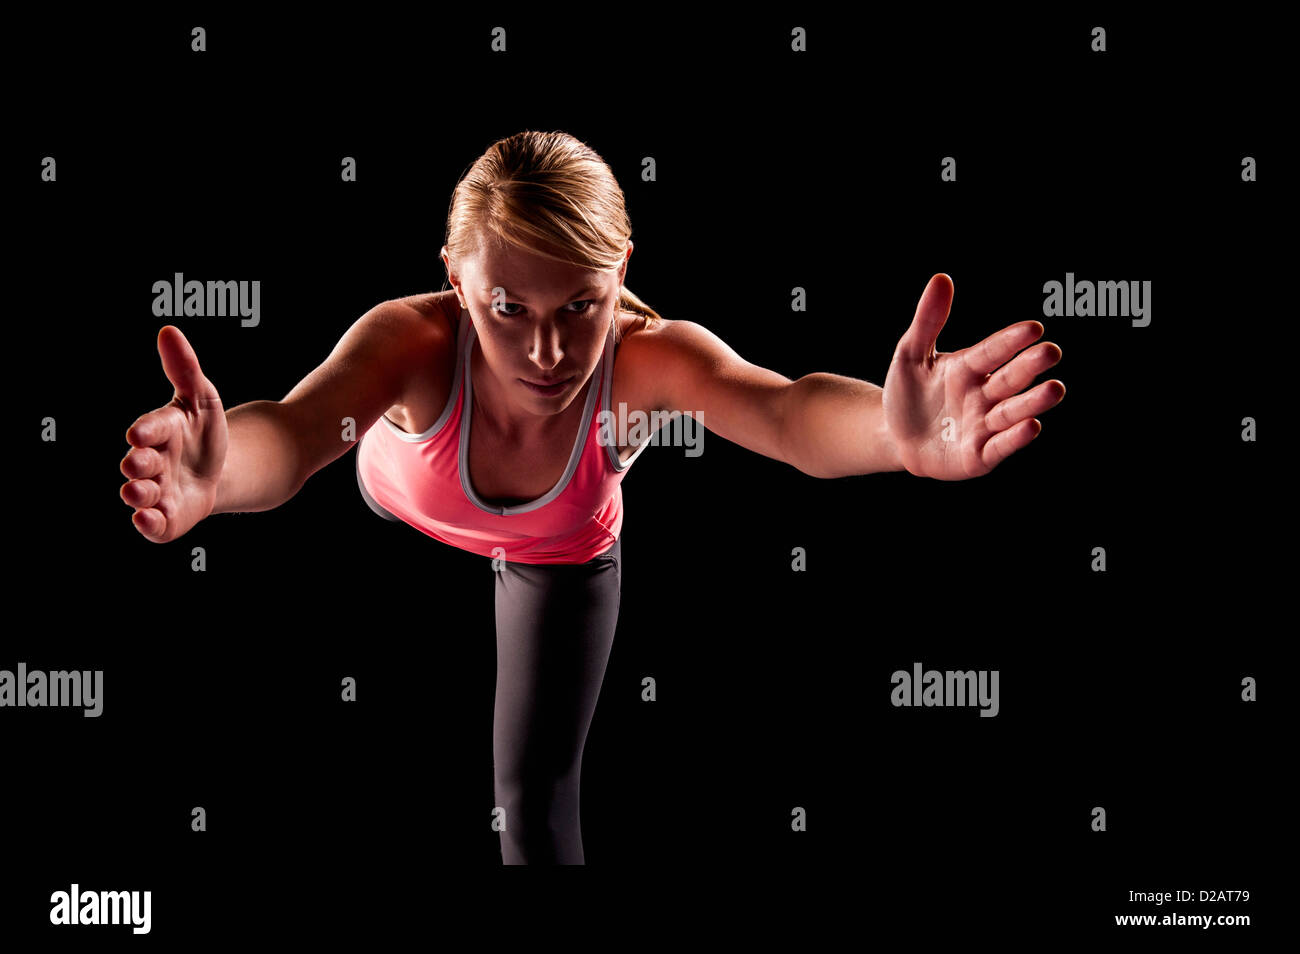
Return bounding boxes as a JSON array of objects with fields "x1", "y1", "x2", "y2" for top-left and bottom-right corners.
[{"x1": 6, "y1": 8, "x2": 1284, "y2": 945}]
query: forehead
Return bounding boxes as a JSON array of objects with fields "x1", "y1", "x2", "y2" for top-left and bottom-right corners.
[{"x1": 471, "y1": 239, "x2": 608, "y2": 295}]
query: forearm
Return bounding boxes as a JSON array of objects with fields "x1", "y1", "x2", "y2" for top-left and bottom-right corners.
[
  {"x1": 782, "y1": 374, "x2": 904, "y2": 478},
  {"x1": 211, "y1": 401, "x2": 305, "y2": 514}
]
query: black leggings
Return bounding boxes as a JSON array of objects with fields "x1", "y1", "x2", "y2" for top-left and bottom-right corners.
[
  {"x1": 358, "y1": 452, "x2": 621, "y2": 863},
  {"x1": 492, "y1": 535, "x2": 621, "y2": 864}
]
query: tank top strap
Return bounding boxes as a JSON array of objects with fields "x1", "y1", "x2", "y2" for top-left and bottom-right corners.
[{"x1": 455, "y1": 303, "x2": 472, "y2": 362}]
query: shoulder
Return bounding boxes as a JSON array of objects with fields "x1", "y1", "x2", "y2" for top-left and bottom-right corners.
[
  {"x1": 343, "y1": 293, "x2": 456, "y2": 396},
  {"x1": 618, "y1": 311, "x2": 730, "y2": 373},
  {"x1": 613, "y1": 311, "x2": 740, "y2": 414},
  {"x1": 365, "y1": 291, "x2": 457, "y2": 358},
  {"x1": 390, "y1": 290, "x2": 459, "y2": 340},
  {"x1": 614, "y1": 312, "x2": 792, "y2": 427}
]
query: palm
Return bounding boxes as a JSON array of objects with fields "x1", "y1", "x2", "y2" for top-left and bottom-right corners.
[{"x1": 882, "y1": 274, "x2": 1065, "y2": 480}]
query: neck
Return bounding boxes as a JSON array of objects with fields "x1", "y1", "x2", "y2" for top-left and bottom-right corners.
[{"x1": 471, "y1": 338, "x2": 580, "y2": 441}]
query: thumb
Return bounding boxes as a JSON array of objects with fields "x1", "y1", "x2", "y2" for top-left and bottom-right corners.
[
  {"x1": 895, "y1": 273, "x2": 954, "y2": 363},
  {"x1": 157, "y1": 326, "x2": 221, "y2": 413}
]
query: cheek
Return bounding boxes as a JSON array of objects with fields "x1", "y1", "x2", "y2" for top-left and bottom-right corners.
[{"x1": 581, "y1": 328, "x2": 610, "y2": 365}]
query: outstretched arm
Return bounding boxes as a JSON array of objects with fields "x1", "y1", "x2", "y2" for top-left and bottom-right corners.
[
  {"x1": 644, "y1": 318, "x2": 901, "y2": 477},
  {"x1": 649, "y1": 274, "x2": 1064, "y2": 481}
]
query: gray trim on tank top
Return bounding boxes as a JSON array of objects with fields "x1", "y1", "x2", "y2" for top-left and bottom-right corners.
[
  {"x1": 603, "y1": 317, "x2": 651, "y2": 473},
  {"x1": 378, "y1": 302, "x2": 471, "y2": 444}
]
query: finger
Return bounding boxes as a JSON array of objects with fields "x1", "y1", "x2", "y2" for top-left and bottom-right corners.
[
  {"x1": 121, "y1": 478, "x2": 161, "y2": 509},
  {"x1": 984, "y1": 381, "x2": 1066, "y2": 433},
  {"x1": 131, "y1": 507, "x2": 167, "y2": 542},
  {"x1": 895, "y1": 273, "x2": 954, "y2": 363},
  {"x1": 120, "y1": 445, "x2": 164, "y2": 479},
  {"x1": 981, "y1": 419, "x2": 1041, "y2": 471},
  {"x1": 963, "y1": 321, "x2": 1045, "y2": 379},
  {"x1": 157, "y1": 326, "x2": 221, "y2": 413},
  {"x1": 125, "y1": 405, "x2": 183, "y2": 448},
  {"x1": 982, "y1": 341, "x2": 1062, "y2": 404}
]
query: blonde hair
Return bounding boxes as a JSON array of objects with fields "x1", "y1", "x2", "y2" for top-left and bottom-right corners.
[{"x1": 443, "y1": 130, "x2": 663, "y2": 346}]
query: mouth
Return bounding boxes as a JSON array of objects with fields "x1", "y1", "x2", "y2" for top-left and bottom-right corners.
[{"x1": 519, "y1": 375, "x2": 574, "y2": 395}]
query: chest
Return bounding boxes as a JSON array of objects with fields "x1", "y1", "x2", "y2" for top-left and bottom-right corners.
[
  {"x1": 465, "y1": 396, "x2": 593, "y2": 506},
  {"x1": 387, "y1": 316, "x2": 644, "y2": 505}
]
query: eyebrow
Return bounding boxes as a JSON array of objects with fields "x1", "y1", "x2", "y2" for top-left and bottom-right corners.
[{"x1": 486, "y1": 285, "x2": 600, "y2": 302}]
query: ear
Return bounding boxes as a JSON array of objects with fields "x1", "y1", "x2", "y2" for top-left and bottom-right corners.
[
  {"x1": 440, "y1": 246, "x2": 465, "y2": 305},
  {"x1": 618, "y1": 241, "x2": 633, "y2": 283}
]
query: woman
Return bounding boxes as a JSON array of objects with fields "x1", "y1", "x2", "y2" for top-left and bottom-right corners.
[{"x1": 119, "y1": 130, "x2": 1065, "y2": 864}]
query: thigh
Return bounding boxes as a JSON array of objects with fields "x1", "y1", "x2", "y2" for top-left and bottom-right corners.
[{"x1": 491, "y1": 537, "x2": 622, "y2": 770}]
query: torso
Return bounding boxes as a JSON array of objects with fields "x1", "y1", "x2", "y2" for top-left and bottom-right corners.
[{"x1": 382, "y1": 290, "x2": 662, "y2": 507}]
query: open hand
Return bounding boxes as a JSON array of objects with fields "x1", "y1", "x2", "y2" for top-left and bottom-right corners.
[{"x1": 882, "y1": 274, "x2": 1065, "y2": 480}]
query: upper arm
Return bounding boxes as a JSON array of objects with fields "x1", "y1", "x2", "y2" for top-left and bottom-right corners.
[
  {"x1": 278, "y1": 299, "x2": 450, "y2": 484},
  {"x1": 644, "y1": 318, "x2": 795, "y2": 465}
]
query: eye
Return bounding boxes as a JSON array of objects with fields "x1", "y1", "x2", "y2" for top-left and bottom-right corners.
[{"x1": 491, "y1": 299, "x2": 597, "y2": 317}]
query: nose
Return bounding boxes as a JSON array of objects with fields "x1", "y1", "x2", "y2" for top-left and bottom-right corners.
[{"x1": 528, "y1": 323, "x2": 565, "y2": 373}]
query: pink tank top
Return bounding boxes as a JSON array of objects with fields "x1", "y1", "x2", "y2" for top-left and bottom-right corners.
[{"x1": 356, "y1": 306, "x2": 648, "y2": 564}]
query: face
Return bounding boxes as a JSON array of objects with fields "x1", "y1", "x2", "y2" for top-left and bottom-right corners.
[{"x1": 441, "y1": 235, "x2": 632, "y2": 425}]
